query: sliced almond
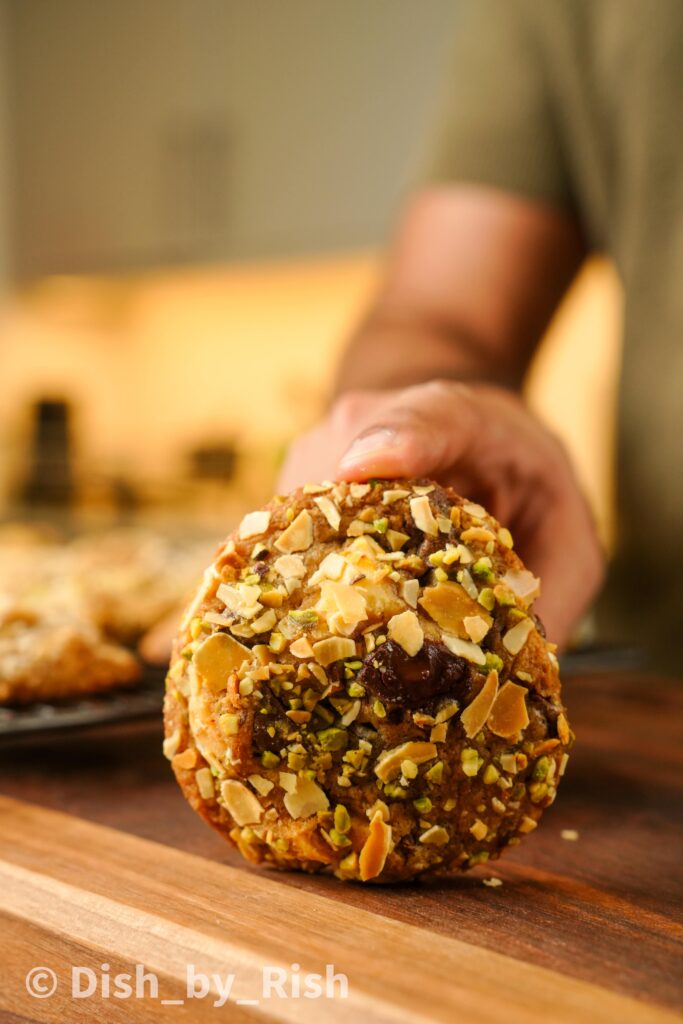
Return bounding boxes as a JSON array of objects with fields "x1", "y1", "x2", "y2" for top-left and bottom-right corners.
[
  {"x1": 312, "y1": 636, "x2": 356, "y2": 666},
  {"x1": 274, "y1": 509, "x2": 314, "y2": 553},
  {"x1": 401, "y1": 578, "x2": 419, "y2": 608},
  {"x1": 350, "y1": 482, "x2": 371, "y2": 499},
  {"x1": 387, "y1": 610, "x2": 424, "y2": 656},
  {"x1": 488, "y1": 681, "x2": 530, "y2": 738},
  {"x1": 303, "y1": 482, "x2": 333, "y2": 494},
  {"x1": 463, "y1": 501, "x2": 486, "y2": 518},
  {"x1": 283, "y1": 775, "x2": 329, "y2": 819},
  {"x1": 315, "y1": 580, "x2": 368, "y2": 636},
  {"x1": 359, "y1": 810, "x2": 392, "y2": 881},
  {"x1": 340, "y1": 700, "x2": 361, "y2": 726},
  {"x1": 410, "y1": 495, "x2": 438, "y2": 536},
  {"x1": 442, "y1": 633, "x2": 486, "y2": 666},
  {"x1": 221, "y1": 780, "x2": 263, "y2": 825},
  {"x1": 502, "y1": 569, "x2": 540, "y2": 606},
  {"x1": 162, "y1": 730, "x2": 181, "y2": 761},
  {"x1": 195, "y1": 767, "x2": 215, "y2": 800},
  {"x1": 314, "y1": 552, "x2": 346, "y2": 580},
  {"x1": 289, "y1": 636, "x2": 315, "y2": 659},
  {"x1": 250, "y1": 608, "x2": 277, "y2": 634},
  {"x1": 238, "y1": 509, "x2": 271, "y2": 540},
  {"x1": 247, "y1": 775, "x2": 274, "y2": 797},
  {"x1": 430, "y1": 722, "x2": 448, "y2": 743},
  {"x1": 382, "y1": 488, "x2": 410, "y2": 504},
  {"x1": 419, "y1": 581, "x2": 491, "y2": 638},
  {"x1": 502, "y1": 617, "x2": 535, "y2": 655},
  {"x1": 557, "y1": 712, "x2": 570, "y2": 745},
  {"x1": 194, "y1": 632, "x2": 251, "y2": 690},
  {"x1": 419, "y1": 825, "x2": 449, "y2": 846},
  {"x1": 314, "y1": 496, "x2": 341, "y2": 531},
  {"x1": 463, "y1": 614, "x2": 491, "y2": 643},
  {"x1": 386, "y1": 529, "x2": 410, "y2": 551},
  {"x1": 172, "y1": 748, "x2": 197, "y2": 770},
  {"x1": 374, "y1": 741, "x2": 438, "y2": 782},
  {"x1": 273, "y1": 554, "x2": 306, "y2": 578},
  {"x1": 460, "y1": 670, "x2": 499, "y2": 738},
  {"x1": 216, "y1": 582, "x2": 262, "y2": 619},
  {"x1": 460, "y1": 526, "x2": 496, "y2": 544}
]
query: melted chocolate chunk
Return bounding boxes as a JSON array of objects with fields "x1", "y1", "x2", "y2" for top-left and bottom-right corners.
[
  {"x1": 250, "y1": 691, "x2": 290, "y2": 753},
  {"x1": 359, "y1": 639, "x2": 470, "y2": 710}
]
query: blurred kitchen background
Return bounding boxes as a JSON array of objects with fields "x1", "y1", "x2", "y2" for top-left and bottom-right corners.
[{"x1": 0, "y1": 0, "x2": 621, "y2": 544}]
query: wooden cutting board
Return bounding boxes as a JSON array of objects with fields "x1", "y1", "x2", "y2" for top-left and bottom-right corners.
[{"x1": 1, "y1": 670, "x2": 682, "y2": 1023}]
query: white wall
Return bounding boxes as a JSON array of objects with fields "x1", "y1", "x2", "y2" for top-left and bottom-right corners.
[
  {"x1": 0, "y1": 0, "x2": 10, "y2": 290},
  {"x1": 8, "y1": 0, "x2": 458, "y2": 276}
]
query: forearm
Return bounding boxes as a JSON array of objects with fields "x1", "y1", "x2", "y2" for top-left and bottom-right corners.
[{"x1": 334, "y1": 308, "x2": 529, "y2": 397}]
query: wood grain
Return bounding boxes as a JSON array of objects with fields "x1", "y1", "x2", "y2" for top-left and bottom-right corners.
[
  {"x1": 1, "y1": 670, "x2": 682, "y2": 1023},
  {"x1": 0, "y1": 796, "x2": 679, "y2": 1024}
]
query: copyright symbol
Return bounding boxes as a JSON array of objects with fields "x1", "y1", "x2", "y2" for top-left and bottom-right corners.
[{"x1": 25, "y1": 967, "x2": 58, "y2": 999}]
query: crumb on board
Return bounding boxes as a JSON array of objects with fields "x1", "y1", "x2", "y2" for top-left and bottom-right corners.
[
  {"x1": 482, "y1": 877, "x2": 503, "y2": 888},
  {"x1": 561, "y1": 829, "x2": 579, "y2": 841}
]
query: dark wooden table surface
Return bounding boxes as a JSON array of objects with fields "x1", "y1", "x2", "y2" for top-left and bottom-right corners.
[{"x1": 1, "y1": 670, "x2": 682, "y2": 1023}]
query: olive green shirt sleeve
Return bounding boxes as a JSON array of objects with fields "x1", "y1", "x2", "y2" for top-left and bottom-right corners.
[{"x1": 426, "y1": 0, "x2": 574, "y2": 210}]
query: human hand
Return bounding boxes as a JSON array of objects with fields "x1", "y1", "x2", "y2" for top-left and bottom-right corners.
[{"x1": 278, "y1": 380, "x2": 604, "y2": 647}]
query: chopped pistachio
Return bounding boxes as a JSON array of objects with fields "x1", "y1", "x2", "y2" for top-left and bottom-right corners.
[
  {"x1": 484, "y1": 652, "x2": 504, "y2": 673},
  {"x1": 373, "y1": 699, "x2": 387, "y2": 719},
  {"x1": 261, "y1": 751, "x2": 280, "y2": 769},
  {"x1": 334, "y1": 804, "x2": 351, "y2": 834},
  {"x1": 287, "y1": 749, "x2": 308, "y2": 770},
  {"x1": 529, "y1": 782, "x2": 548, "y2": 803},
  {"x1": 329, "y1": 829, "x2": 352, "y2": 847},
  {"x1": 347, "y1": 680, "x2": 365, "y2": 698},
  {"x1": 483, "y1": 764, "x2": 499, "y2": 785},
  {"x1": 401, "y1": 759, "x2": 418, "y2": 780},
  {"x1": 472, "y1": 558, "x2": 495, "y2": 583},
  {"x1": 289, "y1": 608, "x2": 319, "y2": 626},
  {"x1": 425, "y1": 760, "x2": 444, "y2": 784},
  {"x1": 413, "y1": 796, "x2": 433, "y2": 814},
  {"x1": 532, "y1": 756, "x2": 550, "y2": 781},
  {"x1": 477, "y1": 587, "x2": 496, "y2": 611},
  {"x1": 461, "y1": 748, "x2": 483, "y2": 777},
  {"x1": 317, "y1": 727, "x2": 348, "y2": 752}
]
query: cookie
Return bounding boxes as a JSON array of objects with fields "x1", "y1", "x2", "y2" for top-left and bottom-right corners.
[
  {"x1": 164, "y1": 480, "x2": 572, "y2": 883},
  {"x1": 0, "y1": 597, "x2": 141, "y2": 704}
]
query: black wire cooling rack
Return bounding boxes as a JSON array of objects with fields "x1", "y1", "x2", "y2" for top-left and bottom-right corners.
[{"x1": 0, "y1": 665, "x2": 166, "y2": 745}]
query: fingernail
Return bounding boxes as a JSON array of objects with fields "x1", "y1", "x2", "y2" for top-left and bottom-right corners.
[{"x1": 339, "y1": 428, "x2": 399, "y2": 466}]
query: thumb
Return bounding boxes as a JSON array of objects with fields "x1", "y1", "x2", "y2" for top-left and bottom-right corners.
[{"x1": 336, "y1": 382, "x2": 478, "y2": 480}]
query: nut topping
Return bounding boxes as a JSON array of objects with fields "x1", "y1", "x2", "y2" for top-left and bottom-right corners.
[
  {"x1": 238, "y1": 510, "x2": 271, "y2": 540},
  {"x1": 274, "y1": 509, "x2": 314, "y2": 553},
  {"x1": 359, "y1": 810, "x2": 392, "y2": 880},
  {"x1": 488, "y1": 681, "x2": 530, "y2": 738},
  {"x1": 221, "y1": 780, "x2": 264, "y2": 826},
  {"x1": 387, "y1": 610, "x2": 424, "y2": 656},
  {"x1": 460, "y1": 670, "x2": 499, "y2": 738}
]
